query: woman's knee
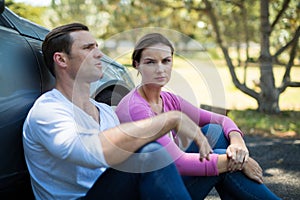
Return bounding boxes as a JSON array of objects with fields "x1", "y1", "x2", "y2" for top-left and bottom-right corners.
[
  {"x1": 201, "y1": 124, "x2": 228, "y2": 149},
  {"x1": 201, "y1": 124, "x2": 223, "y2": 135}
]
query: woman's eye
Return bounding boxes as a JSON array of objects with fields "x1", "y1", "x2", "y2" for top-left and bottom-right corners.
[{"x1": 163, "y1": 59, "x2": 172, "y2": 64}]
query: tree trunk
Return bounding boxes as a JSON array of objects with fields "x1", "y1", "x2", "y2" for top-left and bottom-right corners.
[{"x1": 258, "y1": 0, "x2": 280, "y2": 114}]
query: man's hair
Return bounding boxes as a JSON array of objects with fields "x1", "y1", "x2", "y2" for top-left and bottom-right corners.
[
  {"x1": 42, "y1": 22, "x2": 89, "y2": 77},
  {"x1": 132, "y1": 33, "x2": 174, "y2": 68}
]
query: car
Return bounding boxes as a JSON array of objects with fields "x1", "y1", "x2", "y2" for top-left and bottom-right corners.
[{"x1": 0, "y1": 1, "x2": 134, "y2": 198}]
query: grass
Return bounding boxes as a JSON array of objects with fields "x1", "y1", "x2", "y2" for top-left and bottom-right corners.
[
  {"x1": 207, "y1": 58, "x2": 300, "y2": 138},
  {"x1": 228, "y1": 109, "x2": 300, "y2": 138}
]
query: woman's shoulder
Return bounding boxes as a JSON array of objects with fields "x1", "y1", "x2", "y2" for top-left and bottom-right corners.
[
  {"x1": 161, "y1": 91, "x2": 182, "y2": 103},
  {"x1": 118, "y1": 88, "x2": 146, "y2": 106},
  {"x1": 161, "y1": 90, "x2": 177, "y2": 98}
]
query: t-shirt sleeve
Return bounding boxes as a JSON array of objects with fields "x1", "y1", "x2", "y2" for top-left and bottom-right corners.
[{"x1": 28, "y1": 101, "x2": 109, "y2": 168}]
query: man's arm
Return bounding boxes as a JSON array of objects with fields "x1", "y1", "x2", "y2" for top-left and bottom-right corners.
[{"x1": 99, "y1": 111, "x2": 212, "y2": 165}]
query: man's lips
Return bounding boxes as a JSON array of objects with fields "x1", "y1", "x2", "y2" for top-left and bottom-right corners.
[{"x1": 95, "y1": 63, "x2": 102, "y2": 68}]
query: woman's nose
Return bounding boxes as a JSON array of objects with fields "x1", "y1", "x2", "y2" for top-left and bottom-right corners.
[{"x1": 156, "y1": 63, "x2": 165, "y2": 72}]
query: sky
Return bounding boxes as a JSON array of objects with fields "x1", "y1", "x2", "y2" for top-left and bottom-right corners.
[{"x1": 13, "y1": 0, "x2": 51, "y2": 6}]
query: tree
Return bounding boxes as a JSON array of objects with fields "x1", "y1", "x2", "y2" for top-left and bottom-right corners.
[
  {"x1": 6, "y1": 0, "x2": 47, "y2": 26},
  {"x1": 192, "y1": 0, "x2": 299, "y2": 114},
  {"x1": 24, "y1": 0, "x2": 299, "y2": 113},
  {"x1": 111, "y1": 0, "x2": 299, "y2": 114}
]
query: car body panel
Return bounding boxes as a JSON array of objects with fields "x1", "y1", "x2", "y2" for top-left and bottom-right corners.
[{"x1": 0, "y1": 5, "x2": 134, "y2": 198}]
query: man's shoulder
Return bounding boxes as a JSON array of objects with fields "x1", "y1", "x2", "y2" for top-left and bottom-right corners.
[{"x1": 28, "y1": 89, "x2": 70, "y2": 118}]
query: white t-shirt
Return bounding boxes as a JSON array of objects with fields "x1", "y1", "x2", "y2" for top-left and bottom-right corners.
[{"x1": 22, "y1": 89, "x2": 120, "y2": 200}]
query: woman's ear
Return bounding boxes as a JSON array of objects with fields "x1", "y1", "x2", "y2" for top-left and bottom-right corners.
[
  {"x1": 134, "y1": 60, "x2": 139, "y2": 69},
  {"x1": 134, "y1": 60, "x2": 141, "y2": 76}
]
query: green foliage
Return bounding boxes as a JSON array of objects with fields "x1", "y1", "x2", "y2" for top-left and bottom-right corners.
[
  {"x1": 228, "y1": 109, "x2": 300, "y2": 137},
  {"x1": 4, "y1": 0, "x2": 298, "y2": 114},
  {"x1": 206, "y1": 47, "x2": 222, "y2": 60},
  {"x1": 6, "y1": 0, "x2": 47, "y2": 26}
]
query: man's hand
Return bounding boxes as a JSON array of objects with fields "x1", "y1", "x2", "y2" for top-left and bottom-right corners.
[
  {"x1": 175, "y1": 112, "x2": 212, "y2": 162},
  {"x1": 197, "y1": 134, "x2": 213, "y2": 161}
]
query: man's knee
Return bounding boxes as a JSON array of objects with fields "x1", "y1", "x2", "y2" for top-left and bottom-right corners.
[
  {"x1": 138, "y1": 142, "x2": 164, "y2": 153},
  {"x1": 113, "y1": 142, "x2": 174, "y2": 173},
  {"x1": 138, "y1": 142, "x2": 173, "y2": 163}
]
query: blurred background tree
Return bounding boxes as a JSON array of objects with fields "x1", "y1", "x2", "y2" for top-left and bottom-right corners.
[
  {"x1": 7, "y1": 0, "x2": 300, "y2": 114},
  {"x1": 5, "y1": 0, "x2": 47, "y2": 25}
]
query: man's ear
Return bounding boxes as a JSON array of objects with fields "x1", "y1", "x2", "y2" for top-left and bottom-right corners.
[{"x1": 53, "y1": 52, "x2": 68, "y2": 68}]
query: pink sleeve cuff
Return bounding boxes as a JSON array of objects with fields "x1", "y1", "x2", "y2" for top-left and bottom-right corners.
[{"x1": 157, "y1": 135, "x2": 220, "y2": 176}]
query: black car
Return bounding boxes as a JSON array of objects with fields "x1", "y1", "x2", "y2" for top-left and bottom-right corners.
[{"x1": 0, "y1": 1, "x2": 134, "y2": 198}]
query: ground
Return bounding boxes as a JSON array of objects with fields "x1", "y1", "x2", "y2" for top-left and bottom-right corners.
[{"x1": 206, "y1": 134, "x2": 300, "y2": 200}]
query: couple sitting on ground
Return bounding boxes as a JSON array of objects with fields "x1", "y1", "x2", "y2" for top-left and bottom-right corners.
[{"x1": 22, "y1": 22, "x2": 280, "y2": 199}]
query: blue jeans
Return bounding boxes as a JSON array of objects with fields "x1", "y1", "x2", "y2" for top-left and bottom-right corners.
[
  {"x1": 83, "y1": 142, "x2": 191, "y2": 200},
  {"x1": 182, "y1": 124, "x2": 281, "y2": 200}
]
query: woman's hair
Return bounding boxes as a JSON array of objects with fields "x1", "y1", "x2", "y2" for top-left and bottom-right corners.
[
  {"x1": 42, "y1": 22, "x2": 89, "y2": 77},
  {"x1": 132, "y1": 33, "x2": 174, "y2": 68}
]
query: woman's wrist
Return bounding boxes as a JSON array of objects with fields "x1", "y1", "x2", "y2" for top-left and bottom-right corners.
[
  {"x1": 229, "y1": 131, "x2": 247, "y2": 149},
  {"x1": 217, "y1": 154, "x2": 229, "y2": 173}
]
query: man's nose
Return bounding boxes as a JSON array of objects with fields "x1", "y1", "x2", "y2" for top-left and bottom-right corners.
[{"x1": 95, "y1": 48, "x2": 104, "y2": 58}]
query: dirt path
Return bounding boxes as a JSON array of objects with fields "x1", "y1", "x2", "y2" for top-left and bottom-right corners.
[{"x1": 206, "y1": 135, "x2": 300, "y2": 200}]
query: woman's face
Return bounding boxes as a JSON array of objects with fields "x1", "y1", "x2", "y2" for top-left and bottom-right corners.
[{"x1": 137, "y1": 43, "x2": 173, "y2": 88}]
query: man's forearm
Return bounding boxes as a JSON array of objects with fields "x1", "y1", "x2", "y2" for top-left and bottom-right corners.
[{"x1": 99, "y1": 111, "x2": 181, "y2": 165}]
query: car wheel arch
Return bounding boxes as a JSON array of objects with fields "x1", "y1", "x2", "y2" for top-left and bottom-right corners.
[{"x1": 94, "y1": 84, "x2": 131, "y2": 106}]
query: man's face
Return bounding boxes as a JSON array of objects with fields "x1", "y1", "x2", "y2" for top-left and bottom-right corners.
[{"x1": 67, "y1": 30, "x2": 104, "y2": 83}]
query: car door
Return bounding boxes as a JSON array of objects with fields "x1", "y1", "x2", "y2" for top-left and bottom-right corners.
[{"x1": 0, "y1": 10, "x2": 45, "y2": 198}]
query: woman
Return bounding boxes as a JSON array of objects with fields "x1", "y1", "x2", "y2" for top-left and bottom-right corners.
[{"x1": 115, "y1": 33, "x2": 280, "y2": 199}]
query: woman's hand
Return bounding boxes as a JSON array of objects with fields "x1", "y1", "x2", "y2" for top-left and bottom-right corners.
[
  {"x1": 226, "y1": 143, "x2": 249, "y2": 171},
  {"x1": 227, "y1": 131, "x2": 249, "y2": 171},
  {"x1": 242, "y1": 157, "x2": 264, "y2": 184}
]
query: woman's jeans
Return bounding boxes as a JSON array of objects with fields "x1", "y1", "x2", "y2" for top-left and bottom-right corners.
[
  {"x1": 83, "y1": 142, "x2": 191, "y2": 200},
  {"x1": 182, "y1": 124, "x2": 281, "y2": 200}
]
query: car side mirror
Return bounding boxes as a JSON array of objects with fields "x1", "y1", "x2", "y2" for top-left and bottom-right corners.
[{"x1": 0, "y1": 0, "x2": 4, "y2": 14}]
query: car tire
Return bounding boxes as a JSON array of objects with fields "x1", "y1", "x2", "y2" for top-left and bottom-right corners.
[{"x1": 95, "y1": 89, "x2": 124, "y2": 107}]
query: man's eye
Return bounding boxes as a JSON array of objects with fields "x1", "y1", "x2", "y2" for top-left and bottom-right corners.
[
  {"x1": 146, "y1": 61, "x2": 155, "y2": 64},
  {"x1": 84, "y1": 44, "x2": 96, "y2": 50}
]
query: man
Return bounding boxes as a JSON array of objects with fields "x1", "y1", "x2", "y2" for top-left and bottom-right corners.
[{"x1": 22, "y1": 23, "x2": 212, "y2": 200}]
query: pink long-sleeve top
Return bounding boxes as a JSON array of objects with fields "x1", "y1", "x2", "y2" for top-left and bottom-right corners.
[{"x1": 115, "y1": 88, "x2": 243, "y2": 176}]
